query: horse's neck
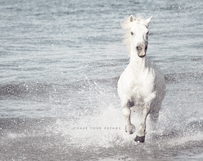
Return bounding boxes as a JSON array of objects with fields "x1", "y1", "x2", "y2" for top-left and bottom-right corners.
[{"x1": 129, "y1": 51, "x2": 149, "y2": 70}]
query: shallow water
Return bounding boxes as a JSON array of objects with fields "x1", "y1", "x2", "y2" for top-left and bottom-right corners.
[{"x1": 1, "y1": 0, "x2": 203, "y2": 160}]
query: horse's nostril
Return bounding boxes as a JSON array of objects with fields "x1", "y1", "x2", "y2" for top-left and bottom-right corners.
[{"x1": 136, "y1": 46, "x2": 142, "y2": 51}]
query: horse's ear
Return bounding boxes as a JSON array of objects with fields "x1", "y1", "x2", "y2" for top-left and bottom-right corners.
[
  {"x1": 130, "y1": 15, "x2": 134, "y2": 22},
  {"x1": 145, "y1": 16, "x2": 152, "y2": 27}
]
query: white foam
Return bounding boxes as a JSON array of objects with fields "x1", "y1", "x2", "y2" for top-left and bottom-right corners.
[
  {"x1": 52, "y1": 105, "x2": 141, "y2": 148},
  {"x1": 7, "y1": 132, "x2": 26, "y2": 139}
]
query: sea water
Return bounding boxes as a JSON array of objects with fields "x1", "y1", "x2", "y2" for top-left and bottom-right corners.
[{"x1": 1, "y1": 0, "x2": 203, "y2": 160}]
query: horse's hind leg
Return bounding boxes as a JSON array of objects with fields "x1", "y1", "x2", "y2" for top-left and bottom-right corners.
[
  {"x1": 150, "y1": 103, "x2": 162, "y2": 124},
  {"x1": 122, "y1": 100, "x2": 135, "y2": 134},
  {"x1": 150, "y1": 110, "x2": 159, "y2": 123},
  {"x1": 134, "y1": 106, "x2": 150, "y2": 143}
]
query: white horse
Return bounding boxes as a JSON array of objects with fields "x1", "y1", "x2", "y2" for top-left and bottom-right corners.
[{"x1": 117, "y1": 15, "x2": 166, "y2": 143}]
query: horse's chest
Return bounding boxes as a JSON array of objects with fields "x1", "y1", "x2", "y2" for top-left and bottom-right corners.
[
  {"x1": 126, "y1": 80, "x2": 152, "y2": 111},
  {"x1": 129, "y1": 81, "x2": 146, "y2": 99},
  {"x1": 123, "y1": 71, "x2": 155, "y2": 102}
]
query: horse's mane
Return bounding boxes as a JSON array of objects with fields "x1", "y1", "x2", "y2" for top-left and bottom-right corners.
[{"x1": 122, "y1": 15, "x2": 148, "y2": 56}]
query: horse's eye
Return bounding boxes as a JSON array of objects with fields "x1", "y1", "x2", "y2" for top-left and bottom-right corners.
[
  {"x1": 146, "y1": 31, "x2": 149, "y2": 35},
  {"x1": 131, "y1": 32, "x2": 134, "y2": 35}
]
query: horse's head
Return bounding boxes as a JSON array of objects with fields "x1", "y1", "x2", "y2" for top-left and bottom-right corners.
[{"x1": 124, "y1": 15, "x2": 152, "y2": 58}]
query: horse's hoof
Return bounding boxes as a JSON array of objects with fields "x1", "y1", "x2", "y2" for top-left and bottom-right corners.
[{"x1": 134, "y1": 135, "x2": 145, "y2": 143}]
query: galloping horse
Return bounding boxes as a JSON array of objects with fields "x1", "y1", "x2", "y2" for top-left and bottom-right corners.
[{"x1": 117, "y1": 15, "x2": 166, "y2": 143}]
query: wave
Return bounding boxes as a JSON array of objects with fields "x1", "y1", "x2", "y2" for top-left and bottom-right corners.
[
  {"x1": 1, "y1": 69, "x2": 202, "y2": 98},
  {"x1": 0, "y1": 82, "x2": 52, "y2": 98},
  {"x1": 1, "y1": 108, "x2": 203, "y2": 160},
  {"x1": 0, "y1": 76, "x2": 117, "y2": 98},
  {"x1": 1, "y1": 73, "x2": 203, "y2": 159},
  {"x1": 165, "y1": 71, "x2": 203, "y2": 84}
]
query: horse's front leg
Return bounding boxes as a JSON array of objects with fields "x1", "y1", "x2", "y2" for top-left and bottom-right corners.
[
  {"x1": 122, "y1": 105, "x2": 135, "y2": 135},
  {"x1": 134, "y1": 106, "x2": 150, "y2": 143}
]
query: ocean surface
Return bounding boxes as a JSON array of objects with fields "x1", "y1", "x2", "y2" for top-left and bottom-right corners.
[{"x1": 1, "y1": 0, "x2": 203, "y2": 160}]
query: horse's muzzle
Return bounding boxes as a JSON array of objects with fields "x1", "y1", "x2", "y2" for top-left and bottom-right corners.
[{"x1": 137, "y1": 44, "x2": 147, "y2": 58}]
